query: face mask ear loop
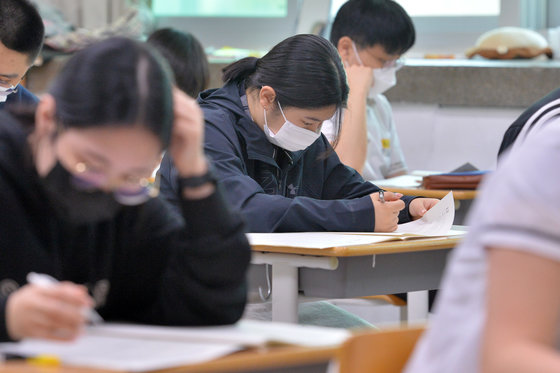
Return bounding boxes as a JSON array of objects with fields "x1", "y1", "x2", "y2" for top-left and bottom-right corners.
[
  {"x1": 351, "y1": 42, "x2": 364, "y2": 66},
  {"x1": 277, "y1": 101, "x2": 289, "y2": 122}
]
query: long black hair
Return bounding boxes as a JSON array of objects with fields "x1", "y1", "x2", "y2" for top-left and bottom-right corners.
[
  {"x1": 222, "y1": 34, "x2": 348, "y2": 143},
  {"x1": 49, "y1": 37, "x2": 174, "y2": 147}
]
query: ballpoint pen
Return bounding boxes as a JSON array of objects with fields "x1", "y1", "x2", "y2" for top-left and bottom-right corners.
[{"x1": 26, "y1": 272, "x2": 104, "y2": 325}]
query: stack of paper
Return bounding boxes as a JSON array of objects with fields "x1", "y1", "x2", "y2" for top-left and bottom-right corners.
[{"x1": 0, "y1": 320, "x2": 349, "y2": 372}]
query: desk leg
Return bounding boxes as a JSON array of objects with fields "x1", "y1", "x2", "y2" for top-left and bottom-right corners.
[
  {"x1": 271, "y1": 263, "x2": 299, "y2": 323},
  {"x1": 406, "y1": 290, "x2": 429, "y2": 323}
]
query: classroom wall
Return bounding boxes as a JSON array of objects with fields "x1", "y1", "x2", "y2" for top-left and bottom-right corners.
[
  {"x1": 392, "y1": 103, "x2": 522, "y2": 172},
  {"x1": 39, "y1": 0, "x2": 130, "y2": 29}
]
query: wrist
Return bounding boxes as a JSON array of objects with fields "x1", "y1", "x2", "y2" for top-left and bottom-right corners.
[
  {"x1": 178, "y1": 167, "x2": 218, "y2": 200},
  {"x1": 176, "y1": 156, "x2": 208, "y2": 178}
]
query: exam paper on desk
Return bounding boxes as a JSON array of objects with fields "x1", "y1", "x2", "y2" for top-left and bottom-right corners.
[
  {"x1": 0, "y1": 320, "x2": 349, "y2": 372},
  {"x1": 370, "y1": 170, "x2": 440, "y2": 189},
  {"x1": 370, "y1": 174, "x2": 423, "y2": 189},
  {"x1": 247, "y1": 192, "x2": 459, "y2": 250},
  {"x1": 0, "y1": 336, "x2": 240, "y2": 372}
]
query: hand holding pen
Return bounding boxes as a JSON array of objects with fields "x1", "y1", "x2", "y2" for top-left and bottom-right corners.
[
  {"x1": 5, "y1": 273, "x2": 102, "y2": 341},
  {"x1": 370, "y1": 190, "x2": 404, "y2": 232}
]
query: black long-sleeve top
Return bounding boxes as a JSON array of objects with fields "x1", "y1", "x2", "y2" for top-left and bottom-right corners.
[{"x1": 0, "y1": 111, "x2": 251, "y2": 342}]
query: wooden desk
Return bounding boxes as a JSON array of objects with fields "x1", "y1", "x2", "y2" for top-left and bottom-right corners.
[
  {"x1": 383, "y1": 187, "x2": 477, "y2": 200},
  {"x1": 250, "y1": 236, "x2": 462, "y2": 323},
  {"x1": 1, "y1": 345, "x2": 337, "y2": 373}
]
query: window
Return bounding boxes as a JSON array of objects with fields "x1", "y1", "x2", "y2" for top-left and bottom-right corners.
[
  {"x1": 328, "y1": 0, "x2": 545, "y2": 57},
  {"x1": 152, "y1": 0, "x2": 300, "y2": 51},
  {"x1": 394, "y1": 0, "x2": 500, "y2": 17},
  {"x1": 152, "y1": 0, "x2": 288, "y2": 18},
  {"x1": 329, "y1": 0, "x2": 500, "y2": 19}
]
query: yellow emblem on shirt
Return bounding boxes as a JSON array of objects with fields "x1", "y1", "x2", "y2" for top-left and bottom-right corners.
[{"x1": 381, "y1": 138, "x2": 391, "y2": 149}]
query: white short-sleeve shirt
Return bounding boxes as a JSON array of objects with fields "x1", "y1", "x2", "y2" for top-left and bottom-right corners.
[
  {"x1": 322, "y1": 94, "x2": 407, "y2": 180},
  {"x1": 404, "y1": 121, "x2": 560, "y2": 373}
]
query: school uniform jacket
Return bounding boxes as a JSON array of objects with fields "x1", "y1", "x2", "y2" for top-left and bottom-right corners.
[
  {"x1": 0, "y1": 85, "x2": 38, "y2": 111},
  {"x1": 159, "y1": 81, "x2": 416, "y2": 232},
  {"x1": 0, "y1": 111, "x2": 251, "y2": 342}
]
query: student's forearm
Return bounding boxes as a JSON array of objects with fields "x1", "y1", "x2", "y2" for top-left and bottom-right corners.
[
  {"x1": 483, "y1": 343, "x2": 560, "y2": 373},
  {"x1": 333, "y1": 95, "x2": 368, "y2": 172}
]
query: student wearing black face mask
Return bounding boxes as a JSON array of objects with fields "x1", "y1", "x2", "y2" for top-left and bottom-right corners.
[{"x1": 0, "y1": 37, "x2": 250, "y2": 342}]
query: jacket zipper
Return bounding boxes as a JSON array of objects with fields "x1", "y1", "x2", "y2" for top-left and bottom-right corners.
[{"x1": 280, "y1": 150, "x2": 294, "y2": 196}]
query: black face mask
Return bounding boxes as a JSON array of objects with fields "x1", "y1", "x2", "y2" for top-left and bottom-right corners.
[{"x1": 40, "y1": 161, "x2": 122, "y2": 225}]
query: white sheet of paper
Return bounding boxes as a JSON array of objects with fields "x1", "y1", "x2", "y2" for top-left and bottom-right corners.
[
  {"x1": 0, "y1": 336, "x2": 240, "y2": 372},
  {"x1": 247, "y1": 232, "x2": 400, "y2": 249},
  {"x1": 236, "y1": 320, "x2": 350, "y2": 347},
  {"x1": 85, "y1": 320, "x2": 349, "y2": 348},
  {"x1": 0, "y1": 320, "x2": 350, "y2": 372},
  {"x1": 395, "y1": 191, "x2": 455, "y2": 236},
  {"x1": 370, "y1": 171, "x2": 442, "y2": 188},
  {"x1": 370, "y1": 174, "x2": 423, "y2": 188}
]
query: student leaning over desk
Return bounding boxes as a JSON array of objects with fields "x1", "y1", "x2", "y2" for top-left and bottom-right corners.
[
  {"x1": 158, "y1": 34, "x2": 438, "y2": 233},
  {"x1": 0, "y1": 37, "x2": 250, "y2": 342}
]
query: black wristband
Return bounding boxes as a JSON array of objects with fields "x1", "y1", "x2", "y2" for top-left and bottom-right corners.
[{"x1": 178, "y1": 169, "x2": 217, "y2": 190}]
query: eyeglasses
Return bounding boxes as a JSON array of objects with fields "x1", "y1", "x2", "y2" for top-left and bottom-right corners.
[
  {"x1": 69, "y1": 162, "x2": 160, "y2": 206},
  {"x1": 378, "y1": 58, "x2": 404, "y2": 71},
  {"x1": 0, "y1": 77, "x2": 23, "y2": 90}
]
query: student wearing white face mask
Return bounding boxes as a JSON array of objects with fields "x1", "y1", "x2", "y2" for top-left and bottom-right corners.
[
  {"x1": 322, "y1": 0, "x2": 415, "y2": 180},
  {"x1": 159, "y1": 34, "x2": 438, "y2": 233},
  {"x1": 0, "y1": 0, "x2": 44, "y2": 110}
]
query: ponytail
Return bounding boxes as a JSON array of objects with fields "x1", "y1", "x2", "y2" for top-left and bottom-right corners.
[{"x1": 222, "y1": 57, "x2": 259, "y2": 83}]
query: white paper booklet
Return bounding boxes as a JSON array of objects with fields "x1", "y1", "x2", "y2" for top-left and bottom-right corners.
[
  {"x1": 396, "y1": 191, "x2": 455, "y2": 236},
  {"x1": 0, "y1": 320, "x2": 349, "y2": 372}
]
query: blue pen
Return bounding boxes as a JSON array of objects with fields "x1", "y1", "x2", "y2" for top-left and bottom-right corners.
[{"x1": 26, "y1": 272, "x2": 103, "y2": 325}]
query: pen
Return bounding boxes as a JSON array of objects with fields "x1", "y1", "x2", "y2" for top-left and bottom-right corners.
[
  {"x1": 2, "y1": 353, "x2": 61, "y2": 367},
  {"x1": 26, "y1": 272, "x2": 104, "y2": 325},
  {"x1": 379, "y1": 189, "x2": 385, "y2": 203}
]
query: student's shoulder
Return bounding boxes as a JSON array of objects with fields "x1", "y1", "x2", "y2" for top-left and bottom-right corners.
[
  {"x1": 496, "y1": 123, "x2": 560, "y2": 198},
  {"x1": 200, "y1": 103, "x2": 236, "y2": 126},
  {"x1": 367, "y1": 94, "x2": 394, "y2": 126},
  {"x1": 9, "y1": 86, "x2": 39, "y2": 106}
]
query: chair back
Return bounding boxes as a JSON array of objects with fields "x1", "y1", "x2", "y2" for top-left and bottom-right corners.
[{"x1": 337, "y1": 326, "x2": 425, "y2": 373}]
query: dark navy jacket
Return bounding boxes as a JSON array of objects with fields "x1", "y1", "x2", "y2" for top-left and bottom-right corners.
[
  {"x1": 0, "y1": 85, "x2": 38, "y2": 111},
  {"x1": 159, "y1": 81, "x2": 415, "y2": 233}
]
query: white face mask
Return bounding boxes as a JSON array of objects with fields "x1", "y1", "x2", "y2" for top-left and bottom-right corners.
[
  {"x1": 351, "y1": 42, "x2": 398, "y2": 97},
  {"x1": 0, "y1": 84, "x2": 17, "y2": 103},
  {"x1": 263, "y1": 102, "x2": 321, "y2": 152}
]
